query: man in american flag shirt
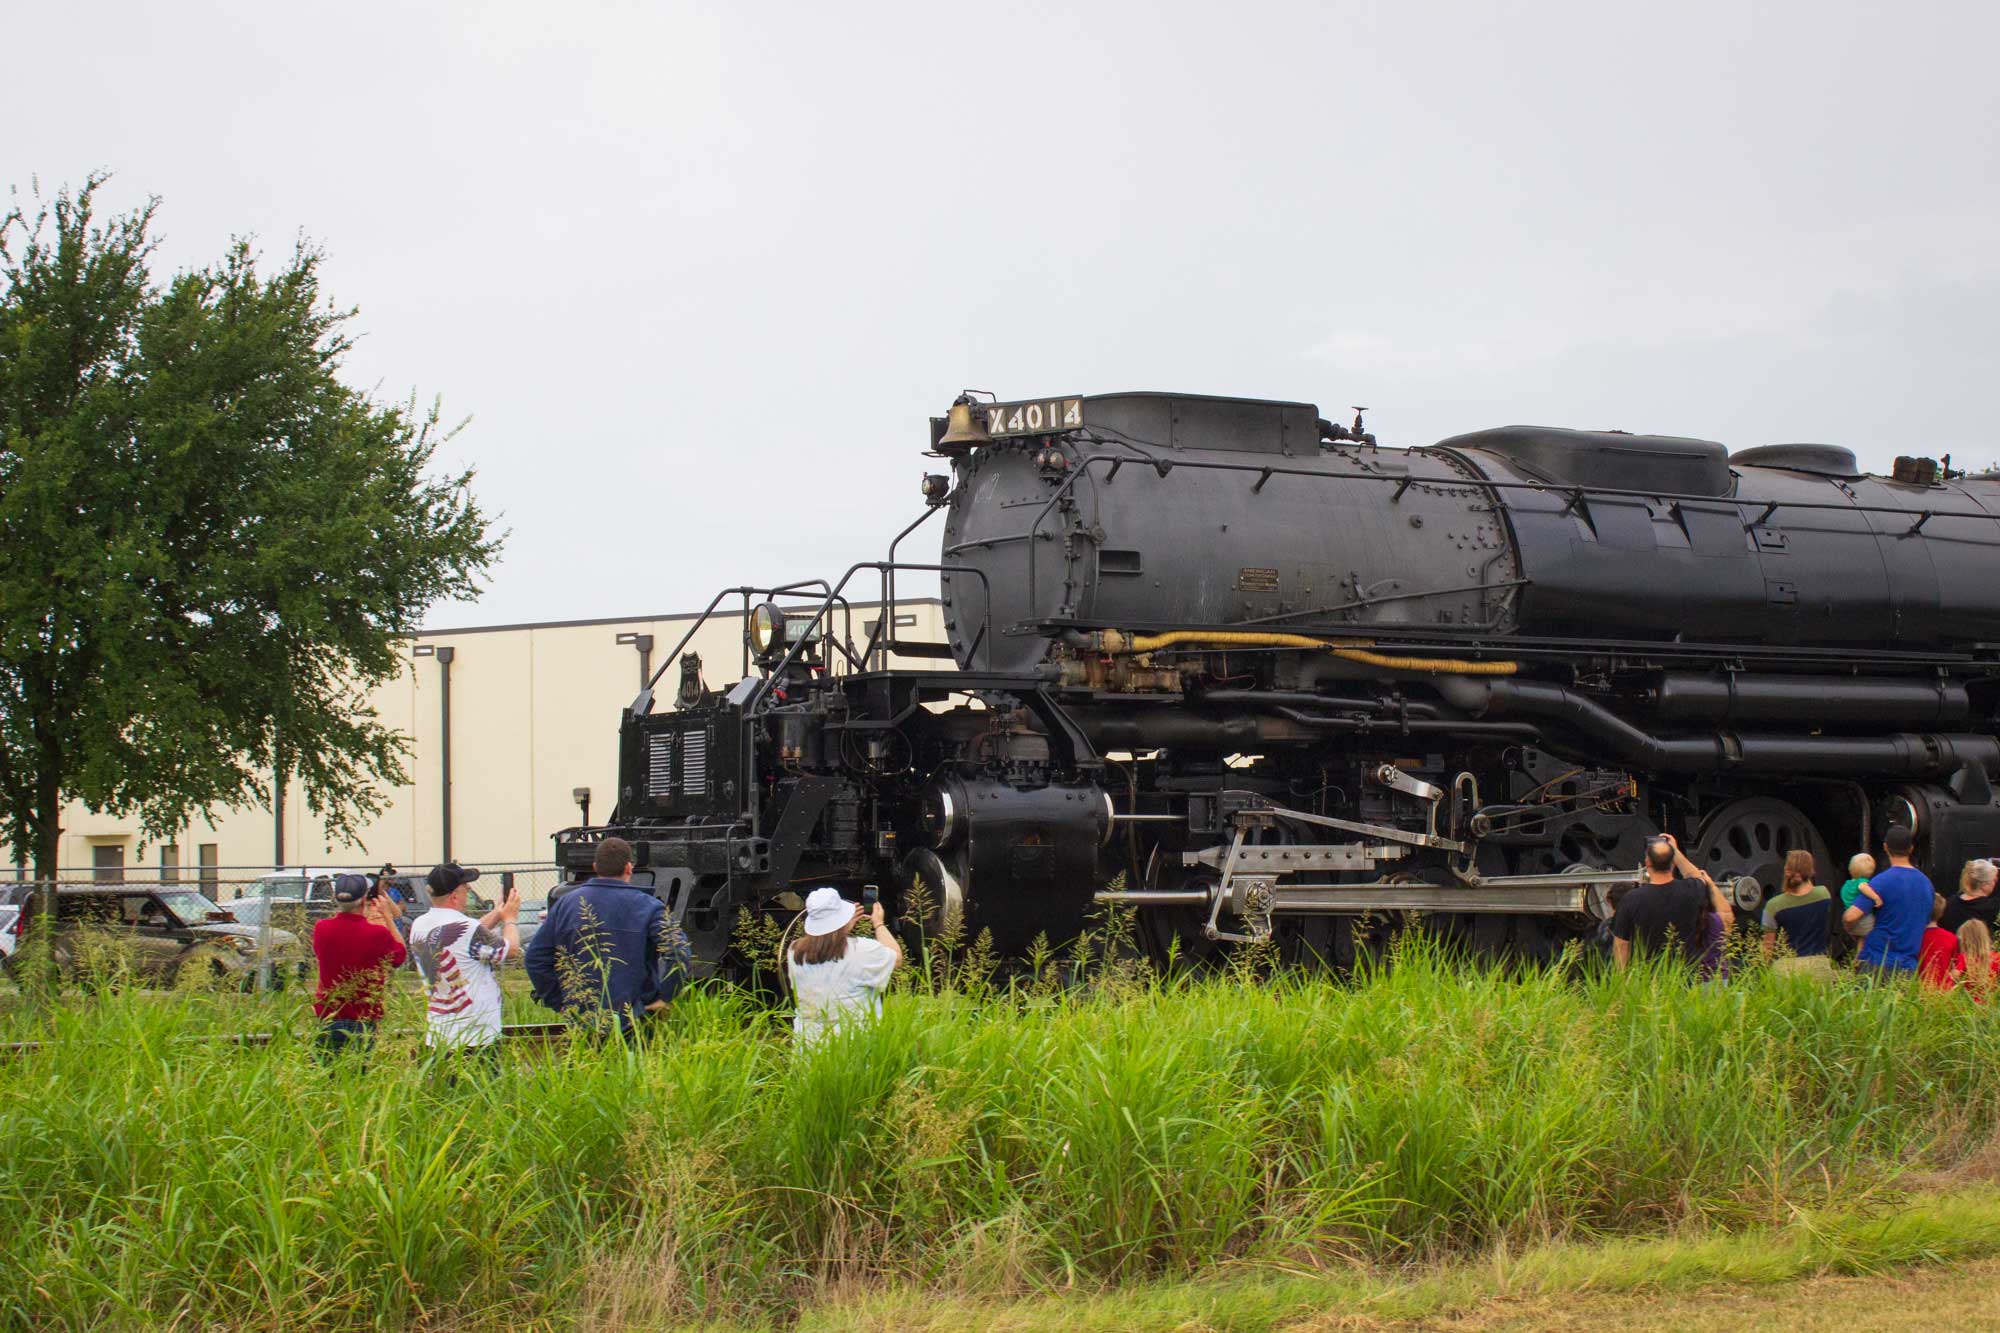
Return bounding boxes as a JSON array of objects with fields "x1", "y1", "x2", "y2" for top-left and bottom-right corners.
[{"x1": 409, "y1": 862, "x2": 520, "y2": 1052}]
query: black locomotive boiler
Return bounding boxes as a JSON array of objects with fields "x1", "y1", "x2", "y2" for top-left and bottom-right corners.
[{"x1": 558, "y1": 390, "x2": 2000, "y2": 972}]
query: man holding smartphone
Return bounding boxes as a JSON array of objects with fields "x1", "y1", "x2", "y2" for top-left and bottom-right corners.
[
  {"x1": 311, "y1": 873, "x2": 407, "y2": 1058},
  {"x1": 409, "y1": 862, "x2": 519, "y2": 1055},
  {"x1": 1611, "y1": 833, "x2": 1735, "y2": 971}
]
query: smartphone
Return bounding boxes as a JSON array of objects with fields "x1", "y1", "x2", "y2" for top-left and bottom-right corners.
[{"x1": 861, "y1": 884, "x2": 880, "y2": 907}]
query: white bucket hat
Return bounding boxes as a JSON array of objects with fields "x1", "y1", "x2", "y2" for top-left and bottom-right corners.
[{"x1": 802, "y1": 886, "x2": 859, "y2": 937}]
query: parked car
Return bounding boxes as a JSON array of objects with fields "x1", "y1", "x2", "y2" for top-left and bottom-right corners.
[
  {"x1": 0, "y1": 885, "x2": 24, "y2": 964},
  {"x1": 468, "y1": 872, "x2": 545, "y2": 954},
  {"x1": 229, "y1": 869, "x2": 541, "y2": 958},
  {"x1": 0, "y1": 882, "x2": 303, "y2": 988},
  {"x1": 228, "y1": 867, "x2": 376, "y2": 929}
]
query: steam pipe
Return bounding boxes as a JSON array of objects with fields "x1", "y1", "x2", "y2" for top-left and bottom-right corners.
[
  {"x1": 1434, "y1": 677, "x2": 2000, "y2": 777},
  {"x1": 1077, "y1": 708, "x2": 1537, "y2": 750},
  {"x1": 1648, "y1": 672, "x2": 1969, "y2": 726}
]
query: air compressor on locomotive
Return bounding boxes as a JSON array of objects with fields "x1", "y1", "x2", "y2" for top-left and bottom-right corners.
[{"x1": 557, "y1": 390, "x2": 2000, "y2": 973}]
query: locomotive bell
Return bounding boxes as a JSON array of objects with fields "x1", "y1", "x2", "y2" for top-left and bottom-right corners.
[{"x1": 937, "y1": 400, "x2": 990, "y2": 449}]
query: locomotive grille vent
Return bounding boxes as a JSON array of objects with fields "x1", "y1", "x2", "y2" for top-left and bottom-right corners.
[
  {"x1": 647, "y1": 733, "x2": 676, "y2": 794},
  {"x1": 682, "y1": 731, "x2": 708, "y2": 792}
]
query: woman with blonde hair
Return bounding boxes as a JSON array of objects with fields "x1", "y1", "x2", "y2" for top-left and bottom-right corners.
[
  {"x1": 1760, "y1": 848, "x2": 1833, "y2": 976},
  {"x1": 1955, "y1": 919, "x2": 1997, "y2": 1000},
  {"x1": 1941, "y1": 858, "x2": 2000, "y2": 934}
]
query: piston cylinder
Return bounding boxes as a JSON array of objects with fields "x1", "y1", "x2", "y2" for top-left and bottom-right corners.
[{"x1": 909, "y1": 775, "x2": 1110, "y2": 952}]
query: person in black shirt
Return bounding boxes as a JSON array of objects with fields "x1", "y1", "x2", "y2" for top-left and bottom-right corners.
[
  {"x1": 1612, "y1": 833, "x2": 1736, "y2": 969},
  {"x1": 1938, "y1": 859, "x2": 2000, "y2": 935}
]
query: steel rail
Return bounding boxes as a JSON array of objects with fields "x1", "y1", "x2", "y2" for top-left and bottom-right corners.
[{"x1": 0, "y1": 1019, "x2": 577, "y2": 1061}]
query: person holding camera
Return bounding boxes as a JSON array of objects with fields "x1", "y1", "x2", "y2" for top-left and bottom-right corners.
[
  {"x1": 525, "y1": 837, "x2": 692, "y2": 1039},
  {"x1": 409, "y1": 862, "x2": 519, "y2": 1055},
  {"x1": 783, "y1": 886, "x2": 903, "y2": 1045},
  {"x1": 311, "y1": 873, "x2": 407, "y2": 1058},
  {"x1": 374, "y1": 864, "x2": 412, "y2": 944},
  {"x1": 1611, "y1": 832, "x2": 1734, "y2": 971}
]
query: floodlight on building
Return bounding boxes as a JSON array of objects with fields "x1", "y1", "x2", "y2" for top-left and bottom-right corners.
[{"x1": 615, "y1": 632, "x2": 655, "y2": 688}]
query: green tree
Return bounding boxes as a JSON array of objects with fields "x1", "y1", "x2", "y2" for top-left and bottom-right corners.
[{"x1": 0, "y1": 175, "x2": 498, "y2": 882}]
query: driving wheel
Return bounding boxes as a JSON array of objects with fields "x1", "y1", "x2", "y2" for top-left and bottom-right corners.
[{"x1": 1690, "y1": 797, "x2": 1832, "y2": 916}]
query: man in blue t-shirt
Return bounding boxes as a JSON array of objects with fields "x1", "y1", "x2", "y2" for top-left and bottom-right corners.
[{"x1": 1842, "y1": 825, "x2": 1934, "y2": 972}]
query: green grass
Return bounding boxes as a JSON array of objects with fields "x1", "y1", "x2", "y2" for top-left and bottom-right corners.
[{"x1": 1, "y1": 937, "x2": 1996, "y2": 1329}]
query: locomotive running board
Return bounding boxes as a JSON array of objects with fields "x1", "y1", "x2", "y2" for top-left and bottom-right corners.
[
  {"x1": 1251, "y1": 868, "x2": 1641, "y2": 915},
  {"x1": 1131, "y1": 795, "x2": 1637, "y2": 942},
  {"x1": 1098, "y1": 866, "x2": 1640, "y2": 941}
]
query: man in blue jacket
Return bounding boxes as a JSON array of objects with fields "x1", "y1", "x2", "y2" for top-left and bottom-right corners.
[
  {"x1": 525, "y1": 837, "x2": 692, "y2": 1036},
  {"x1": 1842, "y1": 824, "x2": 1935, "y2": 974}
]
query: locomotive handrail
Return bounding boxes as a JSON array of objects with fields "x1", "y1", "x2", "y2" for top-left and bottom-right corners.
[
  {"x1": 866, "y1": 503, "x2": 949, "y2": 667},
  {"x1": 642, "y1": 579, "x2": 861, "y2": 703},
  {"x1": 747, "y1": 561, "x2": 994, "y2": 718},
  {"x1": 997, "y1": 443, "x2": 2000, "y2": 636}
]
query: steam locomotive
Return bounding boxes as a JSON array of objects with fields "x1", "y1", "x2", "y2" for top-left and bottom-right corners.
[{"x1": 557, "y1": 390, "x2": 2000, "y2": 972}]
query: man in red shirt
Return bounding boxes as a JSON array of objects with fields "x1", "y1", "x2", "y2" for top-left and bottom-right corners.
[{"x1": 313, "y1": 873, "x2": 408, "y2": 1057}]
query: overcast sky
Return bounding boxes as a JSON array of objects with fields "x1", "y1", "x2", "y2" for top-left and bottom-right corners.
[{"x1": 9, "y1": 1, "x2": 1997, "y2": 628}]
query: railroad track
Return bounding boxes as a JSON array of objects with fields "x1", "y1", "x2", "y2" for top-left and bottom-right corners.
[{"x1": 0, "y1": 1020, "x2": 574, "y2": 1059}]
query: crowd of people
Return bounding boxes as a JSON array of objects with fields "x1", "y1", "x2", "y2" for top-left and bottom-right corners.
[
  {"x1": 308, "y1": 860, "x2": 524, "y2": 1060},
  {"x1": 1610, "y1": 822, "x2": 2000, "y2": 995},
  {"x1": 321, "y1": 815, "x2": 1986, "y2": 1062},
  {"x1": 308, "y1": 836, "x2": 906, "y2": 1059}
]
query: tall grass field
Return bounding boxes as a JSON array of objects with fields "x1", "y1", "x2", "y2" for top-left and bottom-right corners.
[{"x1": 2, "y1": 939, "x2": 1995, "y2": 1330}]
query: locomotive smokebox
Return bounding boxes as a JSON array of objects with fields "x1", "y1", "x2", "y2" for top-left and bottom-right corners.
[{"x1": 906, "y1": 775, "x2": 1111, "y2": 953}]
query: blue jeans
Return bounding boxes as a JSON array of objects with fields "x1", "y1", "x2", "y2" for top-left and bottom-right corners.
[{"x1": 315, "y1": 1017, "x2": 378, "y2": 1060}]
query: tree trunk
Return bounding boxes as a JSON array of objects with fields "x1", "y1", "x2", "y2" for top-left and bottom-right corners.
[
  {"x1": 32, "y1": 769, "x2": 61, "y2": 993},
  {"x1": 32, "y1": 764, "x2": 61, "y2": 886}
]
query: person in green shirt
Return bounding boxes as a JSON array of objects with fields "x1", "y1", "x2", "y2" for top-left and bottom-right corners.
[{"x1": 1839, "y1": 852, "x2": 1876, "y2": 944}]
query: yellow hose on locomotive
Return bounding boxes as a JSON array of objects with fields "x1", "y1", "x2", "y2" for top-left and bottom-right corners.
[{"x1": 1100, "y1": 629, "x2": 1519, "y2": 676}]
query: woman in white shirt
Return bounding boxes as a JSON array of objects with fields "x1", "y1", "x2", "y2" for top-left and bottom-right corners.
[{"x1": 783, "y1": 886, "x2": 904, "y2": 1044}]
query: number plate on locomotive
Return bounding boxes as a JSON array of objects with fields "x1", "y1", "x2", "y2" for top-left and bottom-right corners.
[{"x1": 982, "y1": 398, "x2": 1084, "y2": 437}]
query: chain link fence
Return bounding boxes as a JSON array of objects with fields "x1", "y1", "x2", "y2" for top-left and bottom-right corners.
[{"x1": 0, "y1": 861, "x2": 567, "y2": 996}]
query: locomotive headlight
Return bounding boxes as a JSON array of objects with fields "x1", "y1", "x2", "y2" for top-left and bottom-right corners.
[{"x1": 749, "y1": 601, "x2": 789, "y2": 655}]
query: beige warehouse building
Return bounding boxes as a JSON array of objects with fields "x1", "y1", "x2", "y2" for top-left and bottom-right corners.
[{"x1": 8, "y1": 599, "x2": 947, "y2": 888}]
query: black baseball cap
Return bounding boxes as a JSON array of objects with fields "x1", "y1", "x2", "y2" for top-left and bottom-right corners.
[
  {"x1": 332, "y1": 873, "x2": 373, "y2": 904},
  {"x1": 426, "y1": 862, "x2": 482, "y2": 895}
]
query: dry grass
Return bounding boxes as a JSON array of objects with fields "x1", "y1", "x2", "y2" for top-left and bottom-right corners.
[{"x1": 1301, "y1": 1255, "x2": 2000, "y2": 1332}]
